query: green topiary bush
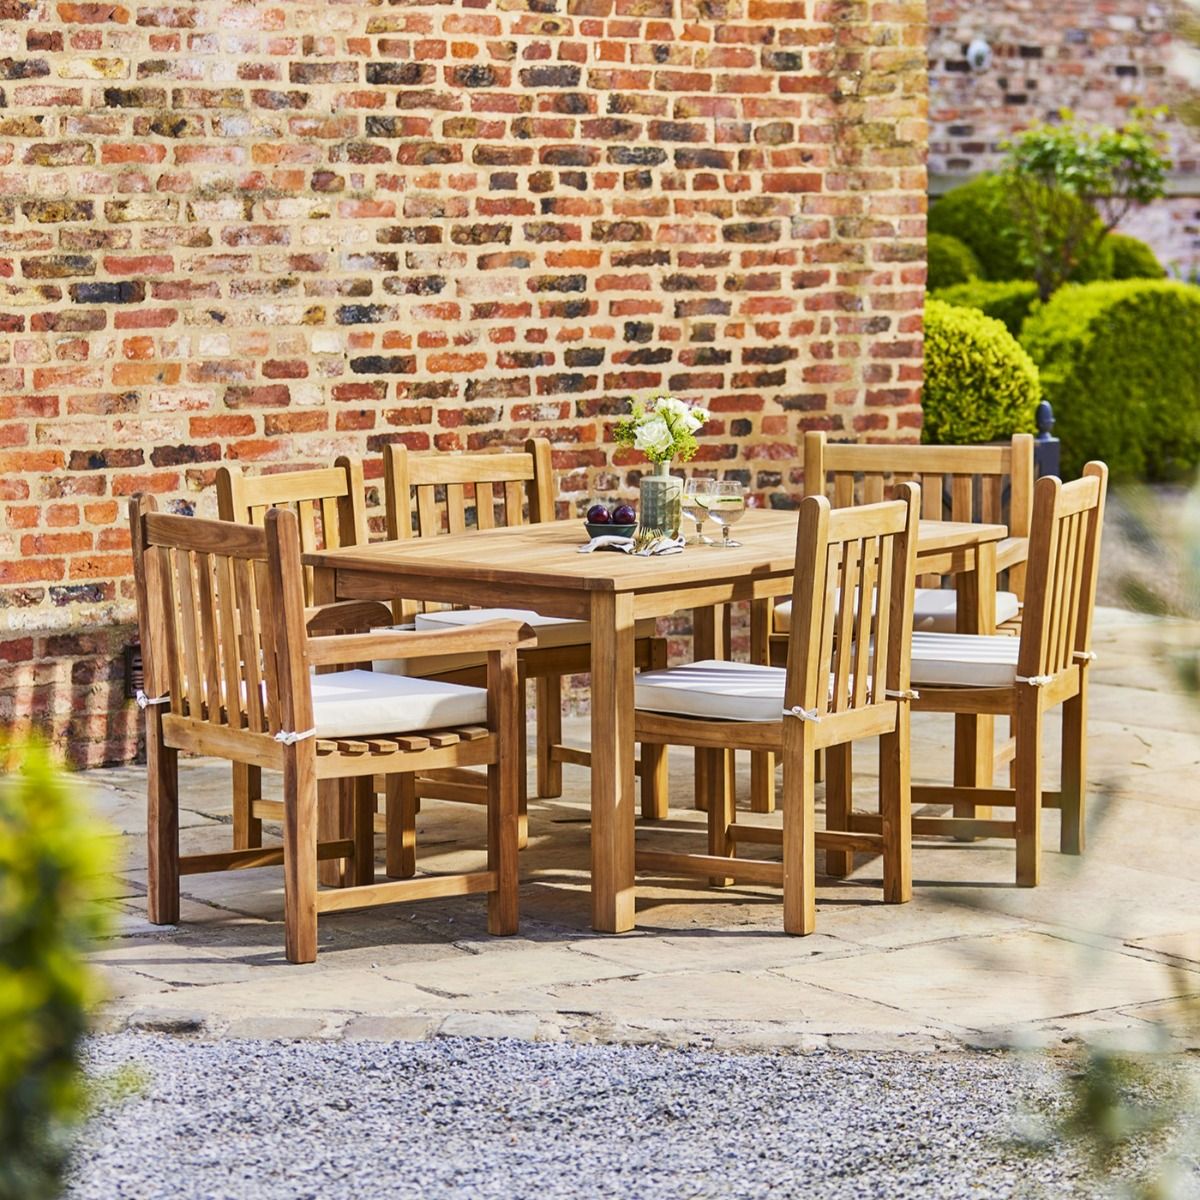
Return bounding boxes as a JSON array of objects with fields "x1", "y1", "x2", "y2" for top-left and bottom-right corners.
[
  {"x1": 927, "y1": 232, "x2": 981, "y2": 290},
  {"x1": 930, "y1": 279, "x2": 1041, "y2": 337},
  {"x1": 1020, "y1": 281, "x2": 1200, "y2": 480},
  {"x1": 1107, "y1": 233, "x2": 1166, "y2": 280},
  {"x1": 929, "y1": 174, "x2": 1113, "y2": 285},
  {"x1": 1, "y1": 740, "x2": 112, "y2": 1200},
  {"x1": 922, "y1": 298, "x2": 1041, "y2": 445}
]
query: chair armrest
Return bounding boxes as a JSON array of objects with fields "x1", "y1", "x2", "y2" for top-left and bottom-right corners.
[
  {"x1": 304, "y1": 600, "x2": 395, "y2": 635},
  {"x1": 995, "y1": 537, "x2": 1028, "y2": 574},
  {"x1": 307, "y1": 619, "x2": 537, "y2": 667}
]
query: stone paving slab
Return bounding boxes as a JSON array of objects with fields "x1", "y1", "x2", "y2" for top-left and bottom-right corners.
[{"x1": 82, "y1": 608, "x2": 1200, "y2": 1053}]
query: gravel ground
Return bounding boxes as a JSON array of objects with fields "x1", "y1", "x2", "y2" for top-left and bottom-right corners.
[{"x1": 67, "y1": 1034, "x2": 1200, "y2": 1200}]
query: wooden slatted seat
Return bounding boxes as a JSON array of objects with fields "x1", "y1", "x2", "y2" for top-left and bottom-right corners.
[
  {"x1": 632, "y1": 485, "x2": 921, "y2": 933},
  {"x1": 129, "y1": 494, "x2": 531, "y2": 964}
]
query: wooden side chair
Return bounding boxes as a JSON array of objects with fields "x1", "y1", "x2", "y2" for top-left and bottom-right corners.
[
  {"x1": 632, "y1": 485, "x2": 921, "y2": 934},
  {"x1": 748, "y1": 430, "x2": 1035, "y2": 816},
  {"x1": 382, "y1": 438, "x2": 668, "y2": 820},
  {"x1": 215, "y1": 459, "x2": 367, "y2": 857},
  {"x1": 130, "y1": 495, "x2": 530, "y2": 964},
  {"x1": 902, "y1": 462, "x2": 1109, "y2": 885}
]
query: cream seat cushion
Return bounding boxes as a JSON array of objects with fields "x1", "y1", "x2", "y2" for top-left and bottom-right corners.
[
  {"x1": 634, "y1": 660, "x2": 787, "y2": 724},
  {"x1": 310, "y1": 669, "x2": 487, "y2": 738},
  {"x1": 773, "y1": 588, "x2": 1020, "y2": 635},
  {"x1": 909, "y1": 632, "x2": 1020, "y2": 689},
  {"x1": 376, "y1": 608, "x2": 655, "y2": 677}
]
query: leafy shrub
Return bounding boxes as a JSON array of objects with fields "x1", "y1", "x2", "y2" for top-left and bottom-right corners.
[
  {"x1": 929, "y1": 174, "x2": 1114, "y2": 286},
  {"x1": 1, "y1": 741, "x2": 112, "y2": 1200},
  {"x1": 930, "y1": 279, "x2": 1041, "y2": 337},
  {"x1": 927, "y1": 232, "x2": 981, "y2": 290},
  {"x1": 1107, "y1": 233, "x2": 1166, "y2": 280},
  {"x1": 922, "y1": 298, "x2": 1041, "y2": 445},
  {"x1": 1003, "y1": 112, "x2": 1169, "y2": 298},
  {"x1": 1021, "y1": 281, "x2": 1200, "y2": 480}
]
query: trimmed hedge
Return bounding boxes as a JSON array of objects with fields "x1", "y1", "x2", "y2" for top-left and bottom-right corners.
[
  {"x1": 1021, "y1": 281, "x2": 1200, "y2": 480},
  {"x1": 922, "y1": 299, "x2": 1041, "y2": 445},
  {"x1": 930, "y1": 279, "x2": 1040, "y2": 337},
  {"x1": 927, "y1": 232, "x2": 981, "y2": 290},
  {"x1": 929, "y1": 174, "x2": 1113, "y2": 283},
  {"x1": 1108, "y1": 233, "x2": 1166, "y2": 280}
]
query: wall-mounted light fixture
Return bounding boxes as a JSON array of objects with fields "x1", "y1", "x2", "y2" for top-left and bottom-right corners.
[{"x1": 966, "y1": 37, "x2": 993, "y2": 73}]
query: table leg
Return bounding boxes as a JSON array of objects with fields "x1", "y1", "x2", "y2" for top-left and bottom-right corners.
[
  {"x1": 692, "y1": 604, "x2": 727, "y2": 813},
  {"x1": 312, "y1": 565, "x2": 352, "y2": 888},
  {"x1": 590, "y1": 590, "x2": 637, "y2": 933},
  {"x1": 954, "y1": 542, "x2": 996, "y2": 822}
]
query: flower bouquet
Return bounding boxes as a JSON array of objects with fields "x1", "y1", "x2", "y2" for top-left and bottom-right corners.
[{"x1": 614, "y1": 397, "x2": 709, "y2": 540}]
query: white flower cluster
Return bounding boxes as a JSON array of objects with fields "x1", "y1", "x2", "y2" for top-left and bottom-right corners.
[{"x1": 629, "y1": 396, "x2": 709, "y2": 463}]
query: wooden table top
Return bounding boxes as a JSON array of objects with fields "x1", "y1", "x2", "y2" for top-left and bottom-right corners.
[{"x1": 304, "y1": 510, "x2": 1008, "y2": 595}]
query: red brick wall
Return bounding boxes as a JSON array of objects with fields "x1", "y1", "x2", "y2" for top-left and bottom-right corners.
[
  {"x1": 0, "y1": 0, "x2": 927, "y2": 766},
  {"x1": 929, "y1": 0, "x2": 1200, "y2": 273}
]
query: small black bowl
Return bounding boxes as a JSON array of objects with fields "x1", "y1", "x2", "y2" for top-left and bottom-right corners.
[{"x1": 584, "y1": 521, "x2": 636, "y2": 540}]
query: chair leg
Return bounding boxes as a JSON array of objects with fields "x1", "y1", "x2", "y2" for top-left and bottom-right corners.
[
  {"x1": 781, "y1": 721, "x2": 817, "y2": 936},
  {"x1": 385, "y1": 774, "x2": 417, "y2": 880},
  {"x1": 1014, "y1": 691, "x2": 1043, "y2": 888},
  {"x1": 880, "y1": 707, "x2": 913, "y2": 905},
  {"x1": 232, "y1": 762, "x2": 262, "y2": 850},
  {"x1": 823, "y1": 743, "x2": 854, "y2": 879},
  {"x1": 814, "y1": 747, "x2": 825, "y2": 784},
  {"x1": 1060, "y1": 687, "x2": 1087, "y2": 855},
  {"x1": 518, "y1": 676, "x2": 529, "y2": 850},
  {"x1": 749, "y1": 750, "x2": 776, "y2": 813},
  {"x1": 640, "y1": 742, "x2": 669, "y2": 820},
  {"x1": 488, "y1": 654, "x2": 521, "y2": 936},
  {"x1": 317, "y1": 778, "x2": 350, "y2": 888},
  {"x1": 147, "y1": 728, "x2": 179, "y2": 926},
  {"x1": 694, "y1": 747, "x2": 710, "y2": 813},
  {"x1": 535, "y1": 674, "x2": 563, "y2": 799},
  {"x1": 283, "y1": 746, "x2": 318, "y2": 965},
  {"x1": 706, "y1": 748, "x2": 735, "y2": 887},
  {"x1": 351, "y1": 775, "x2": 375, "y2": 887}
]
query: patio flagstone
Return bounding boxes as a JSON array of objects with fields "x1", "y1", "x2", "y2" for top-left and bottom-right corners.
[{"x1": 81, "y1": 608, "x2": 1200, "y2": 1052}]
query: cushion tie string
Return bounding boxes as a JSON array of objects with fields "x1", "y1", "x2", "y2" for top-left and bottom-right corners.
[
  {"x1": 135, "y1": 689, "x2": 169, "y2": 709},
  {"x1": 1073, "y1": 650, "x2": 1098, "y2": 664},
  {"x1": 1015, "y1": 674, "x2": 1055, "y2": 687},
  {"x1": 274, "y1": 728, "x2": 317, "y2": 745},
  {"x1": 783, "y1": 706, "x2": 822, "y2": 723},
  {"x1": 885, "y1": 688, "x2": 920, "y2": 701}
]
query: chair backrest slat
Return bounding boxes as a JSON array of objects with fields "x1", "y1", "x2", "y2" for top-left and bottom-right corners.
[
  {"x1": 383, "y1": 438, "x2": 555, "y2": 622},
  {"x1": 1018, "y1": 463, "x2": 1108, "y2": 681},
  {"x1": 805, "y1": 431, "x2": 1035, "y2": 596},
  {"x1": 783, "y1": 483, "x2": 920, "y2": 720}
]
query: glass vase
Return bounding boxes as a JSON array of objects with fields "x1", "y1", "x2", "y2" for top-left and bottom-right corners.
[{"x1": 638, "y1": 464, "x2": 682, "y2": 538}]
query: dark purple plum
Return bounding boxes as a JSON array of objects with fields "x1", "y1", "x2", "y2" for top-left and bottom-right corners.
[
  {"x1": 586, "y1": 503, "x2": 611, "y2": 524},
  {"x1": 611, "y1": 503, "x2": 637, "y2": 525}
]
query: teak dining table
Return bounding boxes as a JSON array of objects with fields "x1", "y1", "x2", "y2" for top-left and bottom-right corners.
[{"x1": 304, "y1": 509, "x2": 1007, "y2": 934}]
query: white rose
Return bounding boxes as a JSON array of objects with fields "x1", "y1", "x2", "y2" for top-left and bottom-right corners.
[
  {"x1": 681, "y1": 405, "x2": 707, "y2": 433},
  {"x1": 634, "y1": 416, "x2": 674, "y2": 459}
]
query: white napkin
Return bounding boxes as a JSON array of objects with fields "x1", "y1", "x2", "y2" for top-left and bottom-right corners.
[{"x1": 577, "y1": 534, "x2": 686, "y2": 557}]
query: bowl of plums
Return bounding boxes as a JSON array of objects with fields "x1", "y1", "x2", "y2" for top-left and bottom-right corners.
[{"x1": 585, "y1": 501, "x2": 637, "y2": 540}]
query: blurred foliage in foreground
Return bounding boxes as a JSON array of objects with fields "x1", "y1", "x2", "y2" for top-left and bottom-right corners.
[
  {"x1": 0, "y1": 739, "x2": 113, "y2": 1200},
  {"x1": 1030, "y1": 483, "x2": 1200, "y2": 1197}
]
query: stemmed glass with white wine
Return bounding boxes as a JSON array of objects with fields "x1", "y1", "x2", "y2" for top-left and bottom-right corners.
[
  {"x1": 703, "y1": 480, "x2": 747, "y2": 548},
  {"x1": 681, "y1": 477, "x2": 715, "y2": 544}
]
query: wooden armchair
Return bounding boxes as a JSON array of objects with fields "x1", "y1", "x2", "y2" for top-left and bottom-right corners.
[
  {"x1": 632, "y1": 485, "x2": 921, "y2": 933},
  {"x1": 749, "y1": 431, "x2": 1035, "y2": 816},
  {"x1": 130, "y1": 495, "x2": 530, "y2": 963},
  {"x1": 383, "y1": 438, "x2": 668, "y2": 818},
  {"x1": 903, "y1": 463, "x2": 1109, "y2": 884},
  {"x1": 216, "y1": 459, "x2": 366, "y2": 860}
]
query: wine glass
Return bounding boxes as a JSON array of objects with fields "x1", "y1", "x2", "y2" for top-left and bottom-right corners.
[
  {"x1": 706, "y1": 480, "x2": 746, "y2": 548},
  {"x1": 681, "y1": 478, "x2": 715, "y2": 544}
]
